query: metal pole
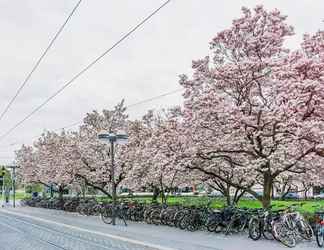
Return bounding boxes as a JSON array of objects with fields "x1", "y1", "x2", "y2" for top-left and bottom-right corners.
[
  {"x1": 50, "y1": 184, "x2": 54, "y2": 198},
  {"x1": 2, "y1": 172, "x2": 5, "y2": 207},
  {"x1": 12, "y1": 166, "x2": 16, "y2": 208},
  {"x1": 110, "y1": 140, "x2": 116, "y2": 226}
]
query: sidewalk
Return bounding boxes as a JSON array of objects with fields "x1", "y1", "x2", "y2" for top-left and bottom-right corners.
[
  {"x1": 0, "y1": 206, "x2": 319, "y2": 250},
  {"x1": 1, "y1": 200, "x2": 17, "y2": 207}
]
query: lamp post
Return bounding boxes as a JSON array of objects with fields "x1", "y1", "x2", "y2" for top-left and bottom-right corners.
[
  {"x1": 98, "y1": 130, "x2": 128, "y2": 225},
  {"x1": 6, "y1": 165, "x2": 18, "y2": 208},
  {"x1": 0, "y1": 167, "x2": 5, "y2": 207}
]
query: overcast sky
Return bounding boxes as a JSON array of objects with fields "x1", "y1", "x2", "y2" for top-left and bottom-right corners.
[{"x1": 0, "y1": 0, "x2": 323, "y2": 163}]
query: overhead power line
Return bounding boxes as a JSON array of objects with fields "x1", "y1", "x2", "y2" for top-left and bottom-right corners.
[
  {"x1": 0, "y1": 0, "x2": 83, "y2": 123},
  {"x1": 126, "y1": 88, "x2": 182, "y2": 108},
  {"x1": 0, "y1": 88, "x2": 182, "y2": 149},
  {"x1": 58, "y1": 88, "x2": 183, "y2": 130},
  {"x1": 0, "y1": 0, "x2": 171, "y2": 143}
]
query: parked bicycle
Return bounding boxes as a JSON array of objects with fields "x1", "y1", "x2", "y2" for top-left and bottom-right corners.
[
  {"x1": 314, "y1": 206, "x2": 324, "y2": 248},
  {"x1": 100, "y1": 203, "x2": 128, "y2": 226},
  {"x1": 272, "y1": 204, "x2": 313, "y2": 248},
  {"x1": 21, "y1": 196, "x2": 322, "y2": 248},
  {"x1": 248, "y1": 205, "x2": 284, "y2": 240}
]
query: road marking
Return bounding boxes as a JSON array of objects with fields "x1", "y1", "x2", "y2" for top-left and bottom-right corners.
[{"x1": 0, "y1": 209, "x2": 178, "y2": 250}]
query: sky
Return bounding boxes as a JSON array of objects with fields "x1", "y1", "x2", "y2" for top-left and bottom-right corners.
[{"x1": 0, "y1": 0, "x2": 323, "y2": 164}]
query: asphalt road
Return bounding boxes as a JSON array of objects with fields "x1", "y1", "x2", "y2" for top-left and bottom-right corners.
[{"x1": 0, "y1": 206, "x2": 320, "y2": 250}]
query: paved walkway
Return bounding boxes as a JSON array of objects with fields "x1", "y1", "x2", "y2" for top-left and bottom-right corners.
[{"x1": 0, "y1": 206, "x2": 319, "y2": 250}]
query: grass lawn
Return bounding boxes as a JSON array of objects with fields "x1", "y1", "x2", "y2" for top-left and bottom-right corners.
[
  {"x1": 115, "y1": 195, "x2": 324, "y2": 213},
  {"x1": 0, "y1": 191, "x2": 30, "y2": 201},
  {"x1": 12, "y1": 191, "x2": 324, "y2": 214},
  {"x1": 238, "y1": 199, "x2": 324, "y2": 213}
]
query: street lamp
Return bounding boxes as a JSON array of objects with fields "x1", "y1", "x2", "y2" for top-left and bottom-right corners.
[
  {"x1": 98, "y1": 130, "x2": 128, "y2": 225},
  {"x1": 0, "y1": 167, "x2": 6, "y2": 207},
  {"x1": 6, "y1": 165, "x2": 18, "y2": 208}
]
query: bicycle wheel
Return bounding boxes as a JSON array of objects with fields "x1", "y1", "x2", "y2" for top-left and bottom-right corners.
[
  {"x1": 263, "y1": 228, "x2": 275, "y2": 240},
  {"x1": 84, "y1": 207, "x2": 92, "y2": 216},
  {"x1": 150, "y1": 210, "x2": 161, "y2": 225},
  {"x1": 101, "y1": 207, "x2": 113, "y2": 224},
  {"x1": 207, "y1": 219, "x2": 218, "y2": 232},
  {"x1": 272, "y1": 222, "x2": 296, "y2": 248},
  {"x1": 179, "y1": 216, "x2": 190, "y2": 230},
  {"x1": 174, "y1": 211, "x2": 186, "y2": 228},
  {"x1": 214, "y1": 222, "x2": 223, "y2": 233},
  {"x1": 225, "y1": 219, "x2": 235, "y2": 235},
  {"x1": 76, "y1": 205, "x2": 84, "y2": 215},
  {"x1": 116, "y1": 212, "x2": 128, "y2": 226},
  {"x1": 165, "y1": 210, "x2": 175, "y2": 226},
  {"x1": 134, "y1": 210, "x2": 143, "y2": 222},
  {"x1": 187, "y1": 222, "x2": 198, "y2": 232},
  {"x1": 261, "y1": 220, "x2": 275, "y2": 240},
  {"x1": 238, "y1": 216, "x2": 249, "y2": 232},
  {"x1": 160, "y1": 210, "x2": 168, "y2": 225},
  {"x1": 298, "y1": 219, "x2": 313, "y2": 240},
  {"x1": 144, "y1": 209, "x2": 151, "y2": 224},
  {"x1": 248, "y1": 217, "x2": 261, "y2": 240},
  {"x1": 316, "y1": 226, "x2": 324, "y2": 247}
]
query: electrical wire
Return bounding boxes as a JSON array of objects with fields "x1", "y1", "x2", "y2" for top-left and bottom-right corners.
[
  {"x1": 0, "y1": 87, "x2": 182, "y2": 149},
  {"x1": 56, "y1": 88, "x2": 183, "y2": 130},
  {"x1": 0, "y1": 0, "x2": 83, "y2": 123},
  {"x1": 0, "y1": 0, "x2": 171, "y2": 143}
]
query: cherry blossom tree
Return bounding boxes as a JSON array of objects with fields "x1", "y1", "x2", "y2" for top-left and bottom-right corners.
[
  {"x1": 14, "y1": 6, "x2": 324, "y2": 208},
  {"x1": 189, "y1": 156, "x2": 251, "y2": 206},
  {"x1": 72, "y1": 100, "x2": 148, "y2": 198},
  {"x1": 274, "y1": 166, "x2": 322, "y2": 199},
  {"x1": 127, "y1": 108, "x2": 194, "y2": 203},
  {"x1": 15, "y1": 145, "x2": 39, "y2": 184},
  {"x1": 16, "y1": 131, "x2": 76, "y2": 199},
  {"x1": 180, "y1": 6, "x2": 324, "y2": 208}
]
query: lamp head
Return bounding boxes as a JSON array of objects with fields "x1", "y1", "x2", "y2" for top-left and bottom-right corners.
[
  {"x1": 97, "y1": 130, "x2": 111, "y2": 144},
  {"x1": 116, "y1": 130, "x2": 128, "y2": 145}
]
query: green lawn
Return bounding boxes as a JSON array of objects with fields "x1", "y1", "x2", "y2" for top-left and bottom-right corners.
[
  {"x1": 0, "y1": 191, "x2": 30, "y2": 201},
  {"x1": 115, "y1": 195, "x2": 324, "y2": 213},
  {"x1": 8, "y1": 191, "x2": 324, "y2": 214},
  {"x1": 237, "y1": 199, "x2": 324, "y2": 213}
]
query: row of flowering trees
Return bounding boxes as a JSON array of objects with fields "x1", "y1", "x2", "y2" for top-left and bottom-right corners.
[
  {"x1": 15, "y1": 102, "x2": 190, "y2": 200},
  {"x1": 16, "y1": 6, "x2": 324, "y2": 208}
]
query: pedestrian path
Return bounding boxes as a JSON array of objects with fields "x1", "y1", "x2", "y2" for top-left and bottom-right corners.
[
  {"x1": 0, "y1": 207, "x2": 319, "y2": 250},
  {"x1": 1, "y1": 200, "x2": 19, "y2": 207},
  {"x1": 0, "y1": 210, "x2": 162, "y2": 250}
]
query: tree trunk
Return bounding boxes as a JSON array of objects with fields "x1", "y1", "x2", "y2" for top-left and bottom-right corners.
[
  {"x1": 226, "y1": 194, "x2": 231, "y2": 206},
  {"x1": 271, "y1": 184, "x2": 274, "y2": 199},
  {"x1": 81, "y1": 183, "x2": 86, "y2": 198},
  {"x1": 58, "y1": 186, "x2": 64, "y2": 201},
  {"x1": 50, "y1": 184, "x2": 54, "y2": 198},
  {"x1": 302, "y1": 182, "x2": 311, "y2": 200},
  {"x1": 160, "y1": 186, "x2": 166, "y2": 204},
  {"x1": 159, "y1": 176, "x2": 167, "y2": 204},
  {"x1": 233, "y1": 189, "x2": 245, "y2": 205},
  {"x1": 224, "y1": 186, "x2": 232, "y2": 206},
  {"x1": 262, "y1": 172, "x2": 273, "y2": 208},
  {"x1": 152, "y1": 186, "x2": 160, "y2": 203}
]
